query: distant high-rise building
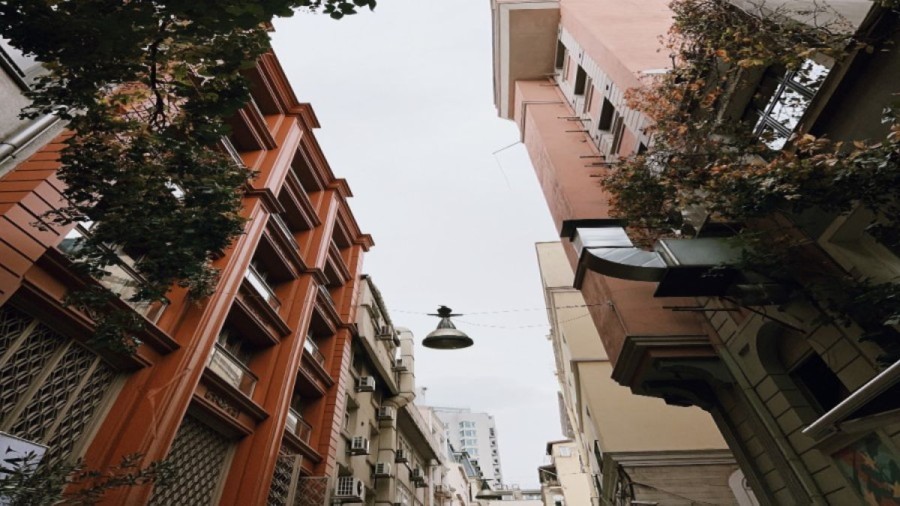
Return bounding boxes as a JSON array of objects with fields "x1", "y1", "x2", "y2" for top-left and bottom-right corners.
[{"x1": 430, "y1": 407, "x2": 504, "y2": 486}]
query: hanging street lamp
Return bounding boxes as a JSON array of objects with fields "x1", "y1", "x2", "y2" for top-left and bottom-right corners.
[{"x1": 422, "y1": 305, "x2": 473, "y2": 350}]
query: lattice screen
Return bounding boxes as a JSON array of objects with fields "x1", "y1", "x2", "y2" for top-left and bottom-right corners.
[
  {"x1": 294, "y1": 476, "x2": 329, "y2": 506},
  {"x1": 149, "y1": 415, "x2": 233, "y2": 506},
  {"x1": 0, "y1": 305, "x2": 116, "y2": 464},
  {"x1": 267, "y1": 453, "x2": 297, "y2": 506}
]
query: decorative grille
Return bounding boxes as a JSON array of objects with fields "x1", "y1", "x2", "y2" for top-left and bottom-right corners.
[
  {"x1": 266, "y1": 453, "x2": 297, "y2": 506},
  {"x1": 294, "y1": 476, "x2": 328, "y2": 506},
  {"x1": 0, "y1": 320, "x2": 63, "y2": 416},
  {"x1": 0, "y1": 305, "x2": 116, "y2": 464},
  {"x1": 0, "y1": 305, "x2": 31, "y2": 359},
  {"x1": 44, "y1": 364, "x2": 115, "y2": 463},
  {"x1": 149, "y1": 415, "x2": 232, "y2": 506}
]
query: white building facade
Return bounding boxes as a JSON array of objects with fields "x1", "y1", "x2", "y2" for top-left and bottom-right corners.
[{"x1": 430, "y1": 407, "x2": 504, "y2": 486}]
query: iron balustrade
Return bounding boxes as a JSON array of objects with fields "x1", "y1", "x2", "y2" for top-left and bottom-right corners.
[
  {"x1": 220, "y1": 136, "x2": 244, "y2": 168},
  {"x1": 58, "y1": 224, "x2": 166, "y2": 323},
  {"x1": 318, "y1": 285, "x2": 334, "y2": 307},
  {"x1": 270, "y1": 213, "x2": 299, "y2": 249},
  {"x1": 286, "y1": 408, "x2": 313, "y2": 444},
  {"x1": 245, "y1": 264, "x2": 281, "y2": 311},
  {"x1": 303, "y1": 336, "x2": 325, "y2": 367},
  {"x1": 208, "y1": 344, "x2": 258, "y2": 396}
]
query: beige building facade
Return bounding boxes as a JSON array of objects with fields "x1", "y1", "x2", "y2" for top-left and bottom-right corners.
[
  {"x1": 537, "y1": 242, "x2": 746, "y2": 505},
  {"x1": 326, "y1": 275, "x2": 478, "y2": 506},
  {"x1": 495, "y1": 1, "x2": 900, "y2": 504}
]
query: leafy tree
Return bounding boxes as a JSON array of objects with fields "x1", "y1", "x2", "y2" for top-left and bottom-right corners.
[
  {"x1": 601, "y1": 0, "x2": 900, "y2": 361},
  {"x1": 0, "y1": 452, "x2": 172, "y2": 505},
  {"x1": 0, "y1": 0, "x2": 375, "y2": 350}
]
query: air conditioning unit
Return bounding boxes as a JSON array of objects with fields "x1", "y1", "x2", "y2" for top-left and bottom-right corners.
[
  {"x1": 376, "y1": 406, "x2": 395, "y2": 421},
  {"x1": 350, "y1": 436, "x2": 370, "y2": 456},
  {"x1": 374, "y1": 462, "x2": 392, "y2": 477},
  {"x1": 392, "y1": 358, "x2": 408, "y2": 372},
  {"x1": 394, "y1": 449, "x2": 408, "y2": 463},
  {"x1": 334, "y1": 476, "x2": 365, "y2": 502},
  {"x1": 411, "y1": 468, "x2": 425, "y2": 482},
  {"x1": 356, "y1": 376, "x2": 375, "y2": 392},
  {"x1": 376, "y1": 325, "x2": 394, "y2": 340}
]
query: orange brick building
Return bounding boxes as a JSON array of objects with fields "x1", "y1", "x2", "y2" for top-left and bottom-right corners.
[{"x1": 0, "y1": 47, "x2": 372, "y2": 505}]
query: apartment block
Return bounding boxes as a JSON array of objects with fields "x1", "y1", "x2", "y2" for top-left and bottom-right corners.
[
  {"x1": 537, "y1": 242, "x2": 746, "y2": 505},
  {"x1": 431, "y1": 407, "x2": 504, "y2": 486},
  {"x1": 493, "y1": 1, "x2": 900, "y2": 504},
  {"x1": 0, "y1": 42, "x2": 374, "y2": 505}
]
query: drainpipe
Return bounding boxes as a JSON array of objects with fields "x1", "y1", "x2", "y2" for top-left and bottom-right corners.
[{"x1": 0, "y1": 113, "x2": 62, "y2": 167}]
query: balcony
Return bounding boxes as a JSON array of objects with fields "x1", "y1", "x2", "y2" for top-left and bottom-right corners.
[
  {"x1": 58, "y1": 225, "x2": 166, "y2": 323},
  {"x1": 278, "y1": 169, "x2": 319, "y2": 233},
  {"x1": 286, "y1": 408, "x2": 313, "y2": 445},
  {"x1": 324, "y1": 242, "x2": 350, "y2": 286},
  {"x1": 271, "y1": 213, "x2": 299, "y2": 249},
  {"x1": 208, "y1": 345, "x2": 258, "y2": 396},
  {"x1": 220, "y1": 136, "x2": 244, "y2": 168},
  {"x1": 245, "y1": 264, "x2": 281, "y2": 311},
  {"x1": 261, "y1": 213, "x2": 307, "y2": 276},
  {"x1": 318, "y1": 284, "x2": 334, "y2": 307},
  {"x1": 304, "y1": 335, "x2": 325, "y2": 367},
  {"x1": 227, "y1": 94, "x2": 276, "y2": 151}
]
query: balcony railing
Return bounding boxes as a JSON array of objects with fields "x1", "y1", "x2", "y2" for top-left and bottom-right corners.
[
  {"x1": 58, "y1": 224, "x2": 166, "y2": 323},
  {"x1": 245, "y1": 264, "x2": 281, "y2": 311},
  {"x1": 286, "y1": 169, "x2": 308, "y2": 196},
  {"x1": 270, "y1": 213, "x2": 299, "y2": 249},
  {"x1": 208, "y1": 345, "x2": 258, "y2": 396},
  {"x1": 220, "y1": 136, "x2": 244, "y2": 168},
  {"x1": 303, "y1": 336, "x2": 325, "y2": 367},
  {"x1": 286, "y1": 408, "x2": 313, "y2": 444},
  {"x1": 318, "y1": 285, "x2": 334, "y2": 307}
]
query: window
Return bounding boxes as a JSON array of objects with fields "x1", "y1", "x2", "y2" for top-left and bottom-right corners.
[
  {"x1": 459, "y1": 421, "x2": 475, "y2": 428},
  {"x1": 555, "y1": 40, "x2": 566, "y2": 70},
  {"x1": 597, "y1": 98, "x2": 615, "y2": 131},
  {"x1": 746, "y1": 59, "x2": 829, "y2": 149},
  {"x1": 574, "y1": 65, "x2": 587, "y2": 96},
  {"x1": 790, "y1": 352, "x2": 849, "y2": 413}
]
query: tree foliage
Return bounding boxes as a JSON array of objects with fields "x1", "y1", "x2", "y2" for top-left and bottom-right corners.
[
  {"x1": 601, "y1": 0, "x2": 900, "y2": 360},
  {"x1": 0, "y1": 0, "x2": 375, "y2": 350},
  {"x1": 0, "y1": 452, "x2": 172, "y2": 505}
]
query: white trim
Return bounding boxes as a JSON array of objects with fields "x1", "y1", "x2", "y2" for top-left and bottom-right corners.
[{"x1": 492, "y1": 0, "x2": 559, "y2": 119}]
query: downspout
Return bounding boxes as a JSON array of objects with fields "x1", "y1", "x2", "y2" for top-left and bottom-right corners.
[{"x1": 0, "y1": 113, "x2": 62, "y2": 169}]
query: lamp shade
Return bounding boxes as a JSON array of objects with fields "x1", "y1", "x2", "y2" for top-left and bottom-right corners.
[{"x1": 422, "y1": 306, "x2": 473, "y2": 349}]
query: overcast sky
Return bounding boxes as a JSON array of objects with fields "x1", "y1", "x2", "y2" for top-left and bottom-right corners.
[{"x1": 272, "y1": 0, "x2": 562, "y2": 488}]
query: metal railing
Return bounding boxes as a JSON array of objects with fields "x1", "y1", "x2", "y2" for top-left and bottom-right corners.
[
  {"x1": 303, "y1": 336, "x2": 325, "y2": 367},
  {"x1": 270, "y1": 213, "x2": 299, "y2": 248},
  {"x1": 208, "y1": 344, "x2": 258, "y2": 396},
  {"x1": 245, "y1": 264, "x2": 281, "y2": 310},
  {"x1": 220, "y1": 136, "x2": 244, "y2": 168},
  {"x1": 286, "y1": 408, "x2": 313, "y2": 444},
  {"x1": 58, "y1": 224, "x2": 166, "y2": 323},
  {"x1": 318, "y1": 285, "x2": 334, "y2": 307}
]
